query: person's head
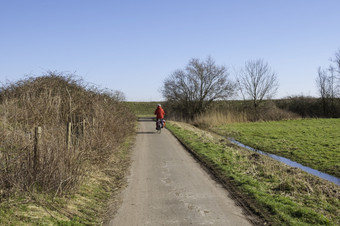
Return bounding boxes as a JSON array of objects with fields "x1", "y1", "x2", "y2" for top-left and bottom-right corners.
[{"x1": 158, "y1": 104, "x2": 161, "y2": 107}]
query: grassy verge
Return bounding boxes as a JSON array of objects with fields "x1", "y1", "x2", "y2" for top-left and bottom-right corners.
[
  {"x1": 213, "y1": 119, "x2": 340, "y2": 178},
  {"x1": 167, "y1": 121, "x2": 340, "y2": 225},
  {"x1": 0, "y1": 136, "x2": 134, "y2": 225}
]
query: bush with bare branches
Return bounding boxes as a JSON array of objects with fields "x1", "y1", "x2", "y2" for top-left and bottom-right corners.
[{"x1": 0, "y1": 72, "x2": 135, "y2": 198}]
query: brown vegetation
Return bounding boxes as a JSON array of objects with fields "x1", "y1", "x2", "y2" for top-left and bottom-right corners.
[
  {"x1": 276, "y1": 95, "x2": 340, "y2": 118},
  {"x1": 189, "y1": 100, "x2": 300, "y2": 128},
  {"x1": 0, "y1": 73, "x2": 135, "y2": 199}
]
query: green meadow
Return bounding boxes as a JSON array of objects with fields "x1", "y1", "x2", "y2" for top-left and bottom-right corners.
[{"x1": 213, "y1": 118, "x2": 340, "y2": 178}]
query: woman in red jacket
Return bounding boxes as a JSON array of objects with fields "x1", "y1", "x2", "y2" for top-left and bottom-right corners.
[{"x1": 154, "y1": 104, "x2": 165, "y2": 129}]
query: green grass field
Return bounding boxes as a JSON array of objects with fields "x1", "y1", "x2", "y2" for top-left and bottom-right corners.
[
  {"x1": 214, "y1": 119, "x2": 340, "y2": 178},
  {"x1": 167, "y1": 121, "x2": 340, "y2": 225}
]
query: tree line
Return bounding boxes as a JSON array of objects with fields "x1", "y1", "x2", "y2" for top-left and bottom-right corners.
[
  {"x1": 162, "y1": 56, "x2": 278, "y2": 120},
  {"x1": 162, "y1": 49, "x2": 340, "y2": 120}
]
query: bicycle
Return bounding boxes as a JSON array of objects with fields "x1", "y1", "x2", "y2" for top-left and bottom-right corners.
[{"x1": 156, "y1": 118, "x2": 164, "y2": 134}]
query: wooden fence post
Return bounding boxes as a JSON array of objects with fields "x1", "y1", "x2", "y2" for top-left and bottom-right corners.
[
  {"x1": 66, "y1": 122, "x2": 72, "y2": 150},
  {"x1": 33, "y1": 126, "x2": 42, "y2": 179},
  {"x1": 82, "y1": 119, "x2": 86, "y2": 136}
]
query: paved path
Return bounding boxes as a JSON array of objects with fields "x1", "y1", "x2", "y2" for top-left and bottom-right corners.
[{"x1": 106, "y1": 118, "x2": 252, "y2": 226}]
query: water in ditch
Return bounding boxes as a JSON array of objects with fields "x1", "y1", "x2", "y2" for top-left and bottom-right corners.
[{"x1": 229, "y1": 138, "x2": 340, "y2": 186}]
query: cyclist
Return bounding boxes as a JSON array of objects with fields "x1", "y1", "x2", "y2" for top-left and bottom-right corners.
[{"x1": 154, "y1": 104, "x2": 165, "y2": 129}]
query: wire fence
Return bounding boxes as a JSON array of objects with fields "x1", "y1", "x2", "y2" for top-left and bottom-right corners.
[{"x1": 0, "y1": 119, "x2": 89, "y2": 197}]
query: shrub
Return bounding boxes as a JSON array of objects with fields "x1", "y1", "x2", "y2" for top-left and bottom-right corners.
[{"x1": 0, "y1": 72, "x2": 135, "y2": 197}]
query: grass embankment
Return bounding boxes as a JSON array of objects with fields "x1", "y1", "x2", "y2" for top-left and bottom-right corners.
[
  {"x1": 213, "y1": 119, "x2": 340, "y2": 178},
  {"x1": 124, "y1": 101, "x2": 162, "y2": 117},
  {"x1": 0, "y1": 74, "x2": 136, "y2": 224},
  {"x1": 167, "y1": 121, "x2": 340, "y2": 225}
]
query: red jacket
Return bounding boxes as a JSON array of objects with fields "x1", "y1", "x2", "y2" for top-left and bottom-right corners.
[{"x1": 154, "y1": 106, "x2": 165, "y2": 119}]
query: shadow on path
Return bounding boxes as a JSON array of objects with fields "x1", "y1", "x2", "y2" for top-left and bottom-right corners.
[
  {"x1": 138, "y1": 117, "x2": 154, "y2": 122},
  {"x1": 136, "y1": 131, "x2": 156, "y2": 135}
]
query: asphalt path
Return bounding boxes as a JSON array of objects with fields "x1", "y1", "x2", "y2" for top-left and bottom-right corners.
[{"x1": 106, "y1": 118, "x2": 252, "y2": 226}]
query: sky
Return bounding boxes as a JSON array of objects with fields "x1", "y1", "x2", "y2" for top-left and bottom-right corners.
[{"x1": 1, "y1": 0, "x2": 340, "y2": 101}]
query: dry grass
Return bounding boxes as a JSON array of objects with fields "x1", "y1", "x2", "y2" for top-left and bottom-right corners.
[
  {"x1": 0, "y1": 73, "x2": 135, "y2": 198},
  {"x1": 192, "y1": 102, "x2": 300, "y2": 128},
  {"x1": 192, "y1": 110, "x2": 247, "y2": 128},
  {"x1": 0, "y1": 136, "x2": 134, "y2": 225}
]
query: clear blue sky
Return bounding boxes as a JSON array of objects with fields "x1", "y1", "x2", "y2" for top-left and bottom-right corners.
[{"x1": 1, "y1": 0, "x2": 339, "y2": 101}]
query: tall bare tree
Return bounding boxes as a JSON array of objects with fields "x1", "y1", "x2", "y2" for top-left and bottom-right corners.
[
  {"x1": 316, "y1": 67, "x2": 332, "y2": 115},
  {"x1": 316, "y1": 48, "x2": 340, "y2": 117},
  {"x1": 162, "y1": 57, "x2": 236, "y2": 119},
  {"x1": 237, "y1": 59, "x2": 279, "y2": 110},
  {"x1": 316, "y1": 67, "x2": 330, "y2": 99},
  {"x1": 333, "y1": 48, "x2": 340, "y2": 74}
]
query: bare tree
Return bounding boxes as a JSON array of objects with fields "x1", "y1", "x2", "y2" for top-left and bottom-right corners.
[
  {"x1": 316, "y1": 67, "x2": 330, "y2": 99},
  {"x1": 316, "y1": 49, "x2": 340, "y2": 116},
  {"x1": 332, "y1": 49, "x2": 340, "y2": 95},
  {"x1": 333, "y1": 48, "x2": 340, "y2": 74},
  {"x1": 101, "y1": 89, "x2": 126, "y2": 102},
  {"x1": 112, "y1": 90, "x2": 126, "y2": 101},
  {"x1": 162, "y1": 57, "x2": 236, "y2": 119},
  {"x1": 237, "y1": 59, "x2": 279, "y2": 110},
  {"x1": 316, "y1": 67, "x2": 331, "y2": 115},
  {"x1": 316, "y1": 66, "x2": 338, "y2": 116}
]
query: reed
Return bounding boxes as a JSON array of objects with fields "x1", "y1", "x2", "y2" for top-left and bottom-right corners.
[
  {"x1": 192, "y1": 110, "x2": 247, "y2": 128},
  {"x1": 192, "y1": 101, "x2": 300, "y2": 128}
]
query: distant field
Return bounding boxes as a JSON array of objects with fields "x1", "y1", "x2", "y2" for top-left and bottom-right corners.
[
  {"x1": 214, "y1": 119, "x2": 340, "y2": 178},
  {"x1": 124, "y1": 101, "x2": 162, "y2": 117}
]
